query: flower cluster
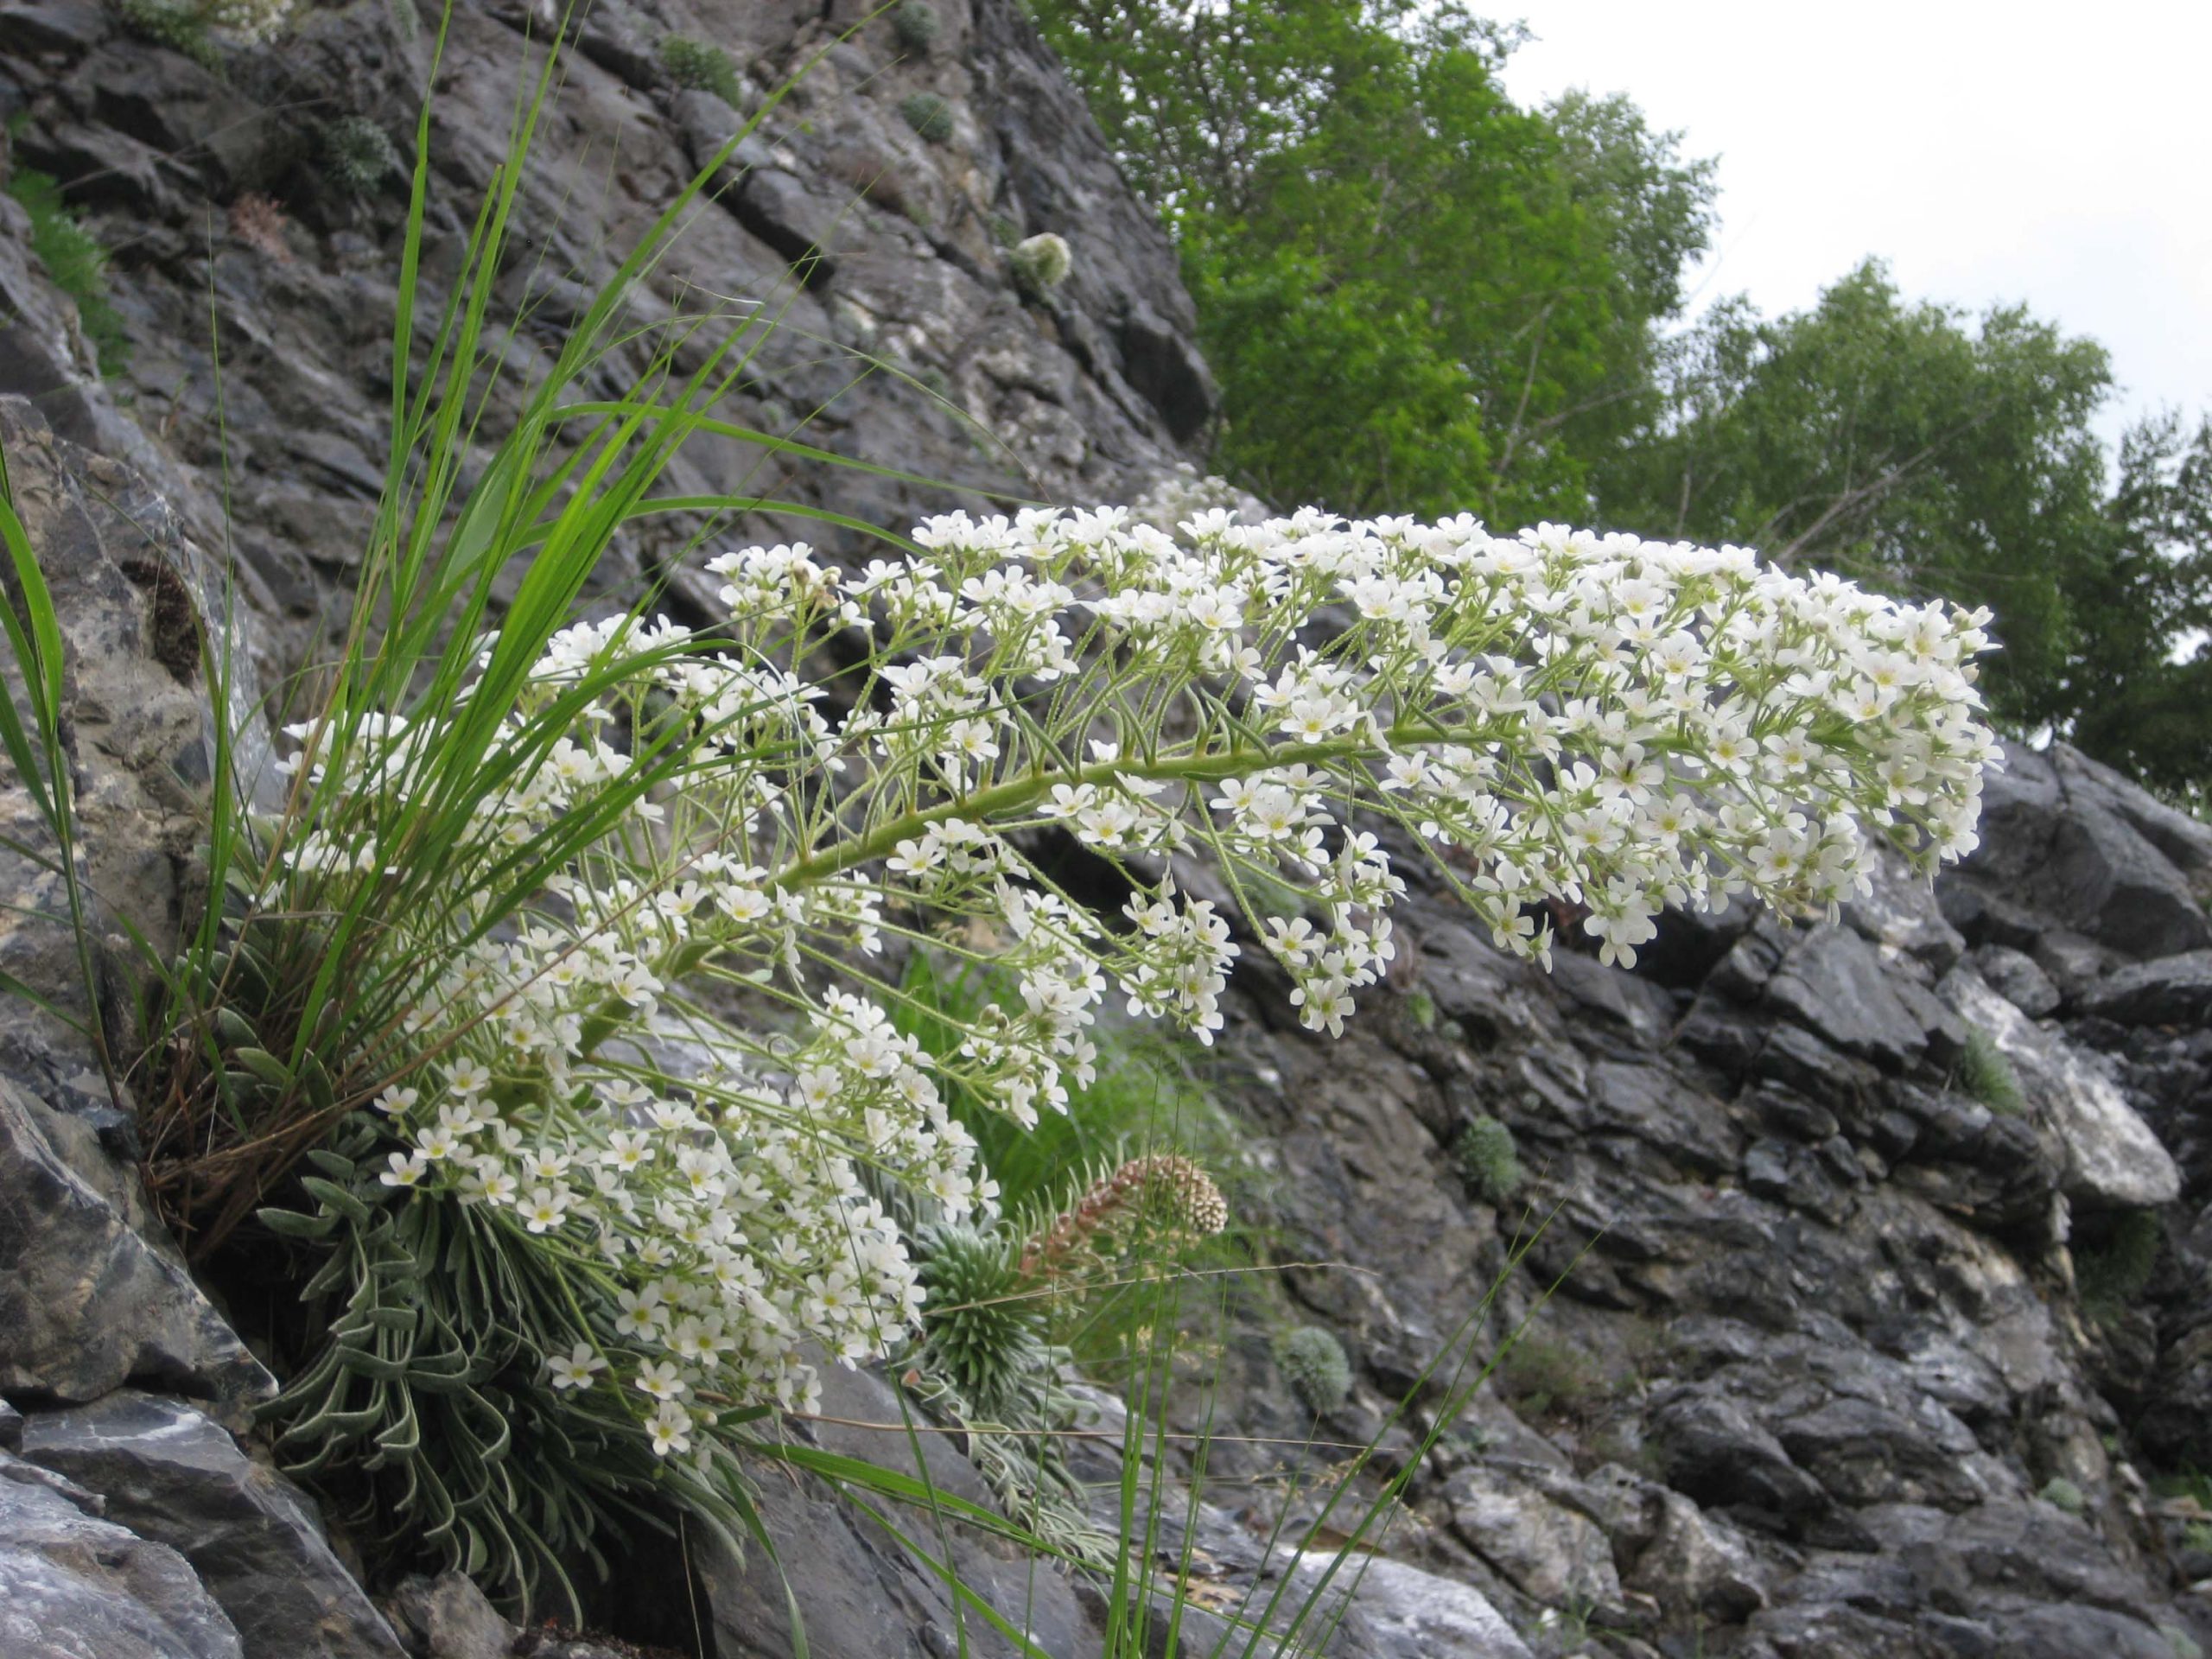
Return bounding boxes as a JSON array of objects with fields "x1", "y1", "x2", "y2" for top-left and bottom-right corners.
[
  {"x1": 1018, "y1": 1153, "x2": 1230, "y2": 1280},
  {"x1": 270, "y1": 500, "x2": 1993, "y2": 1459}
]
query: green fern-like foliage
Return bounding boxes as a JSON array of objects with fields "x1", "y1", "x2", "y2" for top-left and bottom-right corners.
[
  {"x1": 2077, "y1": 1208, "x2": 2163, "y2": 1317},
  {"x1": 900, "y1": 92, "x2": 956, "y2": 144},
  {"x1": 321, "y1": 117, "x2": 400, "y2": 197},
  {"x1": 1275, "y1": 1325, "x2": 1351, "y2": 1415},
  {"x1": 658, "y1": 35, "x2": 742, "y2": 109},
  {"x1": 913, "y1": 1220, "x2": 1045, "y2": 1421},
  {"x1": 1454, "y1": 1116, "x2": 1522, "y2": 1205},
  {"x1": 1957, "y1": 1025, "x2": 2025, "y2": 1115},
  {"x1": 891, "y1": 0, "x2": 940, "y2": 53},
  {"x1": 5, "y1": 169, "x2": 130, "y2": 375}
]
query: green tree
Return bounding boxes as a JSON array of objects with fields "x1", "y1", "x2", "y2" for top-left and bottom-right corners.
[
  {"x1": 1598, "y1": 262, "x2": 2115, "y2": 727},
  {"x1": 2064, "y1": 413, "x2": 2212, "y2": 794},
  {"x1": 1028, "y1": 1, "x2": 1716, "y2": 524}
]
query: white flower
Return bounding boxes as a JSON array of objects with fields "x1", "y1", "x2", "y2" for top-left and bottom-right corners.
[
  {"x1": 520, "y1": 1186, "x2": 572, "y2": 1234},
  {"x1": 547, "y1": 1343, "x2": 607, "y2": 1390},
  {"x1": 270, "y1": 491, "x2": 1989, "y2": 1446},
  {"x1": 634, "y1": 1359, "x2": 689, "y2": 1402},
  {"x1": 648, "y1": 1402, "x2": 694, "y2": 1457},
  {"x1": 448, "y1": 1060, "x2": 494, "y2": 1097}
]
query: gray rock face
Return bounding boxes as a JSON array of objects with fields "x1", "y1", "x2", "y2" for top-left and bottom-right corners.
[
  {"x1": 1766, "y1": 925, "x2": 1936, "y2": 1072},
  {"x1": 0, "y1": 397, "x2": 272, "y2": 1115},
  {"x1": 0, "y1": 1450, "x2": 244, "y2": 1659},
  {"x1": 0, "y1": 1080, "x2": 270, "y2": 1414},
  {"x1": 1960, "y1": 741, "x2": 2212, "y2": 960},
  {"x1": 2079, "y1": 949, "x2": 2212, "y2": 1026},
  {"x1": 19, "y1": 1390, "x2": 404, "y2": 1659},
  {"x1": 1288, "y1": 1554, "x2": 1535, "y2": 1659},
  {"x1": 0, "y1": 0, "x2": 1208, "y2": 693},
  {"x1": 379, "y1": 1572, "x2": 516, "y2": 1659},
  {"x1": 1445, "y1": 1464, "x2": 1619, "y2": 1605},
  {"x1": 3, "y1": 5, "x2": 2212, "y2": 1659},
  {"x1": 1972, "y1": 943, "x2": 2063, "y2": 1017},
  {"x1": 696, "y1": 1362, "x2": 1100, "y2": 1659},
  {"x1": 1942, "y1": 965, "x2": 2180, "y2": 1209},
  {"x1": 1844, "y1": 849, "x2": 1967, "y2": 976}
]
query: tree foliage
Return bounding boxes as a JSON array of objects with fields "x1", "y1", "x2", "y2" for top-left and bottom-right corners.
[
  {"x1": 1029, "y1": 0, "x2": 2212, "y2": 794},
  {"x1": 1029, "y1": 0, "x2": 1716, "y2": 524},
  {"x1": 1598, "y1": 262, "x2": 2113, "y2": 723},
  {"x1": 1599, "y1": 264, "x2": 2212, "y2": 779}
]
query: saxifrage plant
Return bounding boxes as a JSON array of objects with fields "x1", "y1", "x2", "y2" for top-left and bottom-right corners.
[{"x1": 0, "y1": 3, "x2": 2001, "y2": 1634}]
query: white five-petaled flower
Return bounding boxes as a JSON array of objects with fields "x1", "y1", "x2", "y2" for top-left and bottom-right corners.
[{"x1": 547, "y1": 1343, "x2": 607, "y2": 1391}]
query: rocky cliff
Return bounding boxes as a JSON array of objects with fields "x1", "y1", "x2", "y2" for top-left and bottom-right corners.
[{"x1": 3, "y1": 5, "x2": 2210, "y2": 1659}]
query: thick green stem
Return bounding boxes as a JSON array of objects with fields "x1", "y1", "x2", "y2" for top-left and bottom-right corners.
[{"x1": 768, "y1": 734, "x2": 1396, "y2": 893}]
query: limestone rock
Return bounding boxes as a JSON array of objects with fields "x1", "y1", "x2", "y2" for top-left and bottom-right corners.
[
  {"x1": 0, "y1": 1449, "x2": 244, "y2": 1659},
  {"x1": 1290, "y1": 1553, "x2": 1535, "y2": 1659},
  {"x1": 1972, "y1": 943, "x2": 2063, "y2": 1018},
  {"x1": 1942, "y1": 965, "x2": 2180, "y2": 1208},
  {"x1": 2078, "y1": 949, "x2": 2212, "y2": 1026},
  {"x1": 381, "y1": 1572, "x2": 517, "y2": 1659},
  {"x1": 0, "y1": 1080, "x2": 270, "y2": 1414},
  {"x1": 1444, "y1": 1464, "x2": 1620, "y2": 1605},
  {"x1": 20, "y1": 1390, "x2": 404, "y2": 1659},
  {"x1": 1624, "y1": 1491, "x2": 1770, "y2": 1622},
  {"x1": 1765, "y1": 925, "x2": 1932, "y2": 1073}
]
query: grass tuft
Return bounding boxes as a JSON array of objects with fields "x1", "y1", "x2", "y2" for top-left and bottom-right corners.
[
  {"x1": 2077, "y1": 1207, "x2": 2163, "y2": 1318},
  {"x1": 1957, "y1": 1023, "x2": 2025, "y2": 1115}
]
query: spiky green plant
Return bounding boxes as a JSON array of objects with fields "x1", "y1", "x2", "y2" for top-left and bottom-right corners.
[
  {"x1": 891, "y1": 0, "x2": 940, "y2": 54},
  {"x1": 1276, "y1": 1325, "x2": 1351, "y2": 1415},
  {"x1": 1957, "y1": 1023, "x2": 2025, "y2": 1115},
  {"x1": 253, "y1": 1117, "x2": 749, "y2": 1606},
  {"x1": 658, "y1": 35, "x2": 742, "y2": 109},
  {"x1": 900, "y1": 92, "x2": 955, "y2": 143},
  {"x1": 1454, "y1": 1116, "x2": 1522, "y2": 1205},
  {"x1": 320, "y1": 117, "x2": 399, "y2": 197},
  {"x1": 912, "y1": 1219, "x2": 1046, "y2": 1421}
]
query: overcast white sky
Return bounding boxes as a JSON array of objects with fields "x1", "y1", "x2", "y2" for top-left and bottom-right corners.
[{"x1": 1496, "y1": 2, "x2": 2212, "y2": 453}]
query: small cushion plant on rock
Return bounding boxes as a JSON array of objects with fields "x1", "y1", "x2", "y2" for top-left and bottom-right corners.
[
  {"x1": 320, "y1": 117, "x2": 400, "y2": 197},
  {"x1": 1276, "y1": 1325, "x2": 1352, "y2": 1415},
  {"x1": 900, "y1": 92, "x2": 956, "y2": 144},
  {"x1": 892, "y1": 0, "x2": 940, "y2": 54},
  {"x1": 1010, "y1": 232, "x2": 1072, "y2": 299},
  {"x1": 658, "y1": 35, "x2": 742, "y2": 110},
  {"x1": 1454, "y1": 1116, "x2": 1521, "y2": 1205},
  {"x1": 2038, "y1": 1476, "x2": 2087, "y2": 1516}
]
